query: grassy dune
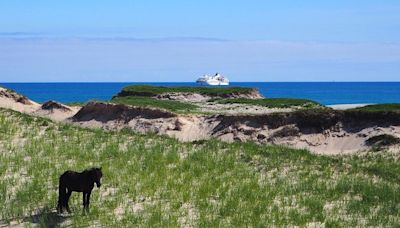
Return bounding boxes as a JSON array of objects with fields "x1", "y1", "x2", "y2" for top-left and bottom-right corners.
[
  {"x1": 111, "y1": 96, "x2": 198, "y2": 113},
  {"x1": 0, "y1": 108, "x2": 399, "y2": 226},
  {"x1": 111, "y1": 85, "x2": 325, "y2": 113},
  {"x1": 350, "y1": 103, "x2": 400, "y2": 112}
]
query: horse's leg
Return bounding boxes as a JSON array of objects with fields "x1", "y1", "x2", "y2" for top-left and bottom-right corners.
[
  {"x1": 86, "y1": 191, "x2": 92, "y2": 213},
  {"x1": 82, "y1": 192, "x2": 87, "y2": 212},
  {"x1": 57, "y1": 200, "x2": 63, "y2": 213},
  {"x1": 65, "y1": 190, "x2": 72, "y2": 213},
  {"x1": 57, "y1": 195, "x2": 62, "y2": 213},
  {"x1": 57, "y1": 183, "x2": 66, "y2": 213}
]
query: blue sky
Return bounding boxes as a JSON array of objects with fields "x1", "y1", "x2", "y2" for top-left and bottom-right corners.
[{"x1": 0, "y1": 1, "x2": 399, "y2": 82}]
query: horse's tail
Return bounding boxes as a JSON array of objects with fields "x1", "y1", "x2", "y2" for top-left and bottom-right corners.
[{"x1": 57, "y1": 173, "x2": 67, "y2": 211}]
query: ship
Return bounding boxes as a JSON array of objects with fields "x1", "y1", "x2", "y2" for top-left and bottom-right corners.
[{"x1": 196, "y1": 73, "x2": 229, "y2": 86}]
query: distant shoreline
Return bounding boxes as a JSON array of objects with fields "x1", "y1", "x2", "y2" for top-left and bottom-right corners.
[{"x1": 1, "y1": 82, "x2": 399, "y2": 105}]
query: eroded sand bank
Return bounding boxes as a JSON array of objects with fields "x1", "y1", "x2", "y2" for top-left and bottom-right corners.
[{"x1": 1, "y1": 86, "x2": 399, "y2": 155}]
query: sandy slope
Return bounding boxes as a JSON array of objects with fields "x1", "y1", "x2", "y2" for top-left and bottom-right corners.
[
  {"x1": 0, "y1": 87, "x2": 79, "y2": 121},
  {"x1": 72, "y1": 113, "x2": 400, "y2": 155},
  {"x1": 71, "y1": 102, "x2": 400, "y2": 155},
  {"x1": 1, "y1": 86, "x2": 399, "y2": 155}
]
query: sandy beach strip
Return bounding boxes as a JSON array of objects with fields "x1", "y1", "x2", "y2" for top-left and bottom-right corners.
[{"x1": 327, "y1": 104, "x2": 372, "y2": 110}]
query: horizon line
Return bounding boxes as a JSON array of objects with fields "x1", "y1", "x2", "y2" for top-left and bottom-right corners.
[{"x1": 2, "y1": 81, "x2": 400, "y2": 84}]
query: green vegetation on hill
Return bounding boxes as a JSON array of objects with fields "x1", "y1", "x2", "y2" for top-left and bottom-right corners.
[
  {"x1": 350, "y1": 103, "x2": 400, "y2": 112},
  {"x1": 119, "y1": 85, "x2": 256, "y2": 96},
  {"x1": 64, "y1": 102, "x2": 87, "y2": 107},
  {"x1": 111, "y1": 96, "x2": 198, "y2": 113},
  {"x1": 214, "y1": 98, "x2": 322, "y2": 109},
  {"x1": 112, "y1": 85, "x2": 328, "y2": 112},
  {"x1": 0, "y1": 85, "x2": 14, "y2": 93},
  {"x1": 0, "y1": 108, "x2": 399, "y2": 226}
]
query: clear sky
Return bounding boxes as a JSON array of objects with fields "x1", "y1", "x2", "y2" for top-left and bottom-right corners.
[{"x1": 0, "y1": 1, "x2": 399, "y2": 82}]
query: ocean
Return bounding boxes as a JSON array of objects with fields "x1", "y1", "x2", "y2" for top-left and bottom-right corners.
[{"x1": 1, "y1": 82, "x2": 399, "y2": 105}]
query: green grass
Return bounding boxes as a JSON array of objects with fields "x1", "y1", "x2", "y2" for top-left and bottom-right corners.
[
  {"x1": 0, "y1": 108, "x2": 399, "y2": 226},
  {"x1": 64, "y1": 102, "x2": 86, "y2": 107},
  {"x1": 111, "y1": 96, "x2": 198, "y2": 113},
  {"x1": 119, "y1": 85, "x2": 256, "y2": 96},
  {"x1": 350, "y1": 103, "x2": 400, "y2": 112},
  {"x1": 214, "y1": 98, "x2": 323, "y2": 109}
]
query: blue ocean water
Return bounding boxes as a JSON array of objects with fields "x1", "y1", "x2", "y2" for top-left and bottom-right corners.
[{"x1": 1, "y1": 82, "x2": 399, "y2": 105}]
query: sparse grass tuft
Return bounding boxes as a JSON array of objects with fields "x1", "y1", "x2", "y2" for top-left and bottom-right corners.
[
  {"x1": 0, "y1": 86, "x2": 19, "y2": 96},
  {"x1": 64, "y1": 102, "x2": 86, "y2": 107}
]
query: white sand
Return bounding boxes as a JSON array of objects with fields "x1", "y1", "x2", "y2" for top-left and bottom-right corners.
[{"x1": 327, "y1": 104, "x2": 372, "y2": 110}]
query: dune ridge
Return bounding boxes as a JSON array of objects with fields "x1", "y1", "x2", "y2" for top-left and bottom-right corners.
[{"x1": 1, "y1": 86, "x2": 399, "y2": 154}]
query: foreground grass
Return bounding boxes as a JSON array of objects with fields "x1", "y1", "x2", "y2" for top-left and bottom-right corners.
[
  {"x1": 0, "y1": 109, "x2": 399, "y2": 226},
  {"x1": 214, "y1": 98, "x2": 323, "y2": 109},
  {"x1": 350, "y1": 103, "x2": 400, "y2": 112},
  {"x1": 119, "y1": 85, "x2": 255, "y2": 96},
  {"x1": 111, "y1": 96, "x2": 198, "y2": 113}
]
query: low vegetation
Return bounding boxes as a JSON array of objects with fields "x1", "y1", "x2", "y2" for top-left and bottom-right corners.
[
  {"x1": 366, "y1": 134, "x2": 400, "y2": 147},
  {"x1": 117, "y1": 85, "x2": 256, "y2": 97},
  {"x1": 0, "y1": 108, "x2": 399, "y2": 226},
  {"x1": 111, "y1": 96, "x2": 198, "y2": 113},
  {"x1": 5, "y1": 88, "x2": 16, "y2": 94},
  {"x1": 64, "y1": 102, "x2": 87, "y2": 107},
  {"x1": 350, "y1": 103, "x2": 400, "y2": 112},
  {"x1": 110, "y1": 85, "x2": 327, "y2": 113},
  {"x1": 214, "y1": 98, "x2": 323, "y2": 109}
]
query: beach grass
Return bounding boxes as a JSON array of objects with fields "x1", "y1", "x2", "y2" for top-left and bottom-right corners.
[
  {"x1": 64, "y1": 102, "x2": 87, "y2": 107},
  {"x1": 213, "y1": 97, "x2": 323, "y2": 109},
  {"x1": 0, "y1": 108, "x2": 399, "y2": 226},
  {"x1": 350, "y1": 103, "x2": 400, "y2": 112},
  {"x1": 111, "y1": 96, "x2": 198, "y2": 113},
  {"x1": 118, "y1": 85, "x2": 256, "y2": 96}
]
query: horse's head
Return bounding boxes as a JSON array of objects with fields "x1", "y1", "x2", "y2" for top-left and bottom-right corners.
[{"x1": 92, "y1": 167, "x2": 103, "y2": 188}]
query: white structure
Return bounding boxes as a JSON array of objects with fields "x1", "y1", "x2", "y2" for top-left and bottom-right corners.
[{"x1": 196, "y1": 73, "x2": 229, "y2": 86}]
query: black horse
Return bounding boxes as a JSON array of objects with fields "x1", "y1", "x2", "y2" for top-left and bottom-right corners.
[{"x1": 57, "y1": 167, "x2": 103, "y2": 213}]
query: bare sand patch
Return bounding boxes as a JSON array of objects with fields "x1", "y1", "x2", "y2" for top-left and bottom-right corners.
[{"x1": 327, "y1": 104, "x2": 372, "y2": 110}]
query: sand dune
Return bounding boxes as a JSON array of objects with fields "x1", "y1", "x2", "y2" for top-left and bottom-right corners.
[
  {"x1": 0, "y1": 87, "x2": 79, "y2": 121},
  {"x1": 1, "y1": 86, "x2": 399, "y2": 155}
]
